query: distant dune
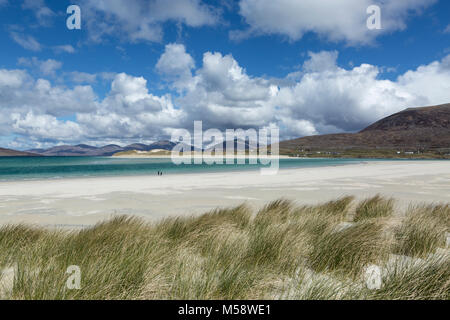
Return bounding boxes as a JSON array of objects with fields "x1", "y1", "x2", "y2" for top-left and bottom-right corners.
[{"x1": 113, "y1": 149, "x2": 172, "y2": 157}]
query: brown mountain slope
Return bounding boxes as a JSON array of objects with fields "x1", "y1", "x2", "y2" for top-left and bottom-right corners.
[
  {"x1": 280, "y1": 103, "x2": 450, "y2": 152},
  {"x1": 0, "y1": 147, "x2": 39, "y2": 157}
]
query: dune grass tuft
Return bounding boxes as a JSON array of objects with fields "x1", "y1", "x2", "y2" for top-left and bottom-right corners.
[
  {"x1": 394, "y1": 204, "x2": 448, "y2": 258},
  {"x1": 308, "y1": 220, "x2": 389, "y2": 278},
  {"x1": 370, "y1": 255, "x2": 450, "y2": 300},
  {"x1": 0, "y1": 196, "x2": 448, "y2": 300},
  {"x1": 354, "y1": 195, "x2": 394, "y2": 222}
]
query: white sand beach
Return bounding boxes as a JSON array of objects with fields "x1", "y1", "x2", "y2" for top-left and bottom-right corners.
[{"x1": 0, "y1": 160, "x2": 448, "y2": 228}]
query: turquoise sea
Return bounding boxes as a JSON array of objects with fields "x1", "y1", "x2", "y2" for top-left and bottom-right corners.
[{"x1": 0, "y1": 156, "x2": 434, "y2": 181}]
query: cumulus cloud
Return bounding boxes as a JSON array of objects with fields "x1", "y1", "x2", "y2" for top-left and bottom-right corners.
[
  {"x1": 38, "y1": 59, "x2": 62, "y2": 76},
  {"x1": 11, "y1": 112, "x2": 83, "y2": 141},
  {"x1": 105, "y1": 73, "x2": 168, "y2": 113},
  {"x1": 1, "y1": 47, "x2": 450, "y2": 148},
  {"x1": 0, "y1": 68, "x2": 98, "y2": 117},
  {"x1": 302, "y1": 51, "x2": 339, "y2": 73},
  {"x1": 76, "y1": 73, "x2": 183, "y2": 141},
  {"x1": 0, "y1": 69, "x2": 27, "y2": 88},
  {"x1": 79, "y1": 0, "x2": 220, "y2": 43},
  {"x1": 0, "y1": 68, "x2": 183, "y2": 146},
  {"x1": 156, "y1": 43, "x2": 196, "y2": 91},
  {"x1": 69, "y1": 71, "x2": 98, "y2": 84},
  {"x1": 177, "y1": 46, "x2": 450, "y2": 138},
  {"x1": 232, "y1": 0, "x2": 436, "y2": 44},
  {"x1": 18, "y1": 57, "x2": 62, "y2": 76}
]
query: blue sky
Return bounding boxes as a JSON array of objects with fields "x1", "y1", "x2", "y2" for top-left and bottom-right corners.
[{"x1": 0, "y1": 0, "x2": 449, "y2": 150}]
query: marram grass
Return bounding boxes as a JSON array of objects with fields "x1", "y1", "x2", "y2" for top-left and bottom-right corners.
[
  {"x1": 0, "y1": 196, "x2": 448, "y2": 300},
  {"x1": 353, "y1": 194, "x2": 394, "y2": 222}
]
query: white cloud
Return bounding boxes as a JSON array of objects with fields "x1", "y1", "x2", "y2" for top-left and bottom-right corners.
[
  {"x1": 73, "y1": 73, "x2": 183, "y2": 141},
  {"x1": 10, "y1": 32, "x2": 42, "y2": 51},
  {"x1": 0, "y1": 69, "x2": 28, "y2": 88},
  {"x1": 107, "y1": 73, "x2": 164, "y2": 110},
  {"x1": 11, "y1": 112, "x2": 83, "y2": 141},
  {"x1": 174, "y1": 50, "x2": 278, "y2": 132},
  {"x1": 156, "y1": 43, "x2": 195, "y2": 91},
  {"x1": 198, "y1": 51, "x2": 273, "y2": 102},
  {"x1": 68, "y1": 71, "x2": 117, "y2": 84},
  {"x1": 279, "y1": 118, "x2": 318, "y2": 137},
  {"x1": 22, "y1": 0, "x2": 55, "y2": 26},
  {"x1": 18, "y1": 57, "x2": 62, "y2": 76},
  {"x1": 0, "y1": 68, "x2": 98, "y2": 118},
  {"x1": 233, "y1": 0, "x2": 436, "y2": 44},
  {"x1": 0, "y1": 68, "x2": 182, "y2": 145},
  {"x1": 302, "y1": 51, "x2": 339, "y2": 73},
  {"x1": 38, "y1": 59, "x2": 62, "y2": 76},
  {"x1": 69, "y1": 71, "x2": 98, "y2": 84},
  {"x1": 1, "y1": 48, "x2": 450, "y2": 148},
  {"x1": 176, "y1": 46, "x2": 450, "y2": 138},
  {"x1": 397, "y1": 57, "x2": 450, "y2": 104},
  {"x1": 53, "y1": 45, "x2": 76, "y2": 54},
  {"x1": 79, "y1": 0, "x2": 220, "y2": 43}
]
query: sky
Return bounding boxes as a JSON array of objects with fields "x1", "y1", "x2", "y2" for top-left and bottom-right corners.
[{"x1": 0, "y1": 0, "x2": 449, "y2": 150}]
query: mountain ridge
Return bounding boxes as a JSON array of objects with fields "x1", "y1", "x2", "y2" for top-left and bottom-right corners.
[
  {"x1": 26, "y1": 140, "x2": 177, "y2": 156},
  {"x1": 279, "y1": 103, "x2": 450, "y2": 153},
  {"x1": 0, "y1": 148, "x2": 40, "y2": 157}
]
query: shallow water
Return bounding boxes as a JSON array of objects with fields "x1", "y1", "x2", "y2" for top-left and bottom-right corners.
[{"x1": 0, "y1": 156, "x2": 435, "y2": 181}]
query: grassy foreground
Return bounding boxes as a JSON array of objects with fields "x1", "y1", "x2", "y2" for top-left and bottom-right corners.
[{"x1": 0, "y1": 195, "x2": 448, "y2": 300}]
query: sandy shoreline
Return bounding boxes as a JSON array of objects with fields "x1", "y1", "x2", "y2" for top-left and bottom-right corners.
[
  {"x1": 112, "y1": 154, "x2": 294, "y2": 159},
  {"x1": 0, "y1": 160, "x2": 449, "y2": 228}
]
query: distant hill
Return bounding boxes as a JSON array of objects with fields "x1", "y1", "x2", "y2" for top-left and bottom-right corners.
[
  {"x1": 113, "y1": 149, "x2": 172, "y2": 157},
  {"x1": 279, "y1": 103, "x2": 450, "y2": 153},
  {"x1": 26, "y1": 140, "x2": 177, "y2": 156},
  {"x1": 124, "y1": 140, "x2": 178, "y2": 152},
  {"x1": 27, "y1": 144, "x2": 123, "y2": 156},
  {"x1": 205, "y1": 138, "x2": 263, "y2": 152},
  {"x1": 0, "y1": 147, "x2": 39, "y2": 157}
]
